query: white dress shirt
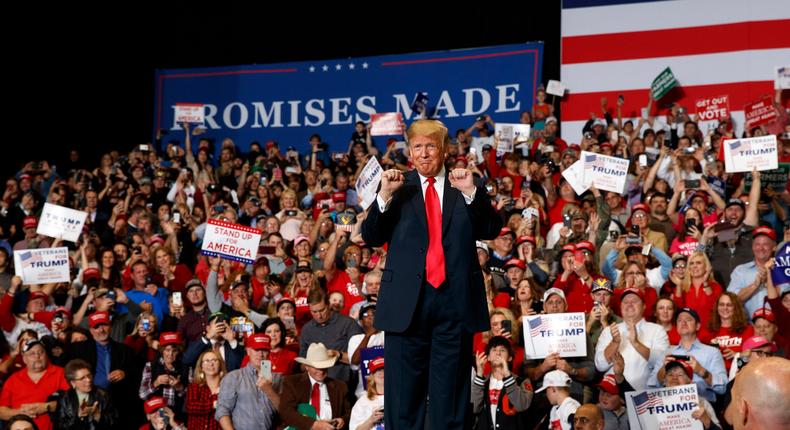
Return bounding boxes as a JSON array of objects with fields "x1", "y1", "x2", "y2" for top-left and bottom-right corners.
[
  {"x1": 594, "y1": 319, "x2": 669, "y2": 390},
  {"x1": 376, "y1": 168, "x2": 475, "y2": 213},
  {"x1": 308, "y1": 375, "x2": 333, "y2": 421}
]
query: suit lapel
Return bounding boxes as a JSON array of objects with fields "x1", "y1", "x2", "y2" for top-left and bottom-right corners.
[{"x1": 407, "y1": 171, "x2": 428, "y2": 234}]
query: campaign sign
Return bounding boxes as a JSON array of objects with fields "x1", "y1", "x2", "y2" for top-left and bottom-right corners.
[
  {"x1": 694, "y1": 95, "x2": 729, "y2": 121},
  {"x1": 743, "y1": 96, "x2": 778, "y2": 130},
  {"x1": 201, "y1": 219, "x2": 262, "y2": 264},
  {"x1": 772, "y1": 242, "x2": 790, "y2": 286},
  {"x1": 625, "y1": 384, "x2": 703, "y2": 430},
  {"x1": 494, "y1": 123, "x2": 531, "y2": 156},
  {"x1": 776, "y1": 66, "x2": 790, "y2": 90},
  {"x1": 370, "y1": 112, "x2": 404, "y2": 136},
  {"x1": 175, "y1": 103, "x2": 205, "y2": 124},
  {"x1": 523, "y1": 312, "x2": 587, "y2": 359},
  {"x1": 359, "y1": 346, "x2": 385, "y2": 389},
  {"x1": 580, "y1": 151, "x2": 630, "y2": 193},
  {"x1": 743, "y1": 163, "x2": 790, "y2": 192},
  {"x1": 546, "y1": 80, "x2": 565, "y2": 97},
  {"x1": 561, "y1": 159, "x2": 589, "y2": 195},
  {"x1": 651, "y1": 67, "x2": 678, "y2": 100},
  {"x1": 13, "y1": 247, "x2": 70, "y2": 285},
  {"x1": 355, "y1": 156, "x2": 383, "y2": 210},
  {"x1": 723, "y1": 135, "x2": 778, "y2": 173},
  {"x1": 37, "y1": 203, "x2": 88, "y2": 243},
  {"x1": 155, "y1": 43, "x2": 543, "y2": 154}
]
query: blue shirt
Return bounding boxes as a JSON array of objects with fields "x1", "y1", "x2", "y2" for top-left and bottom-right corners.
[
  {"x1": 94, "y1": 342, "x2": 112, "y2": 389},
  {"x1": 126, "y1": 288, "x2": 169, "y2": 322},
  {"x1": 215, "y1": 364, "x2": 276, "y2": 430},
  {"x1": 728, "y1": 261, "x2": 790, "y2": 317},
  {"x1": 647, "y1": 339, "x2": 727, "y2": 402}
]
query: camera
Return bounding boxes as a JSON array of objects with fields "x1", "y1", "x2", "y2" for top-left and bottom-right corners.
[
  {"x1": 476, "y1": 115, "x2": 487, "y2": 122},
  {"x1": 485, "y1": 184, "x2": 494, "y2": 193},
  {"x1": 584, "y1": 131, "x2": 593, "y2": 140},
  {"x1": 684, "y1": 179, "x2": 700, "y2": 189},
  {"x1": 546, "y1": 159, "x2": 560, "y2": 174},
  {"x1": 145, "y1": 274, "x2": 154, "y2": 285},
  {"x1": 133, "y1": 246, "x2": 142, "y2": 255},
  {"x1": 285, "y1": 209, "x2": 298, "y2": 217},
  {"x1": 207, "y1": 183, "x2": 220, "y2": 193}
]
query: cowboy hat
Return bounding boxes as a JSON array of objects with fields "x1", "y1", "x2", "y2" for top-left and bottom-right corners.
[{"x1": 295, "y1": 343, "x2": 339, "y2": 369}]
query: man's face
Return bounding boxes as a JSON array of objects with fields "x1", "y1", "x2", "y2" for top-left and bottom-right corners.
[
  {"x1": 544, "y1": 294, "x2": 567, "y2": 314},
  {"x1": 86, "y1": 191, "x2": 98, "y2": 208},
  {"x1": 631, "y1": 210, "x2": 649, "y2": 229},
  {"x1": 591, "y1": 290, "x2": 612, "y2": 307},
  {"x1": 664, "y1": 367, "x2": 691, "y2": 387},
  {"x1": 494, "y1": 234, "x2": 514, "y2": 254},
  {"x1": 309, "y1": 301, "x2": 331, "y2": 325},
  {"x1": 598, "y1": 390, "x2": 622, "y2": 411},
  {"x1": 328, "y1": 293, "x2": 344, "y2": 313},
  {"x1": 186, "y1": 287, "x2": 206, "y2": 306},
  {"x1": 344, "y1": 247, "x2": 362, "y2": 267},
  {"x1": 753, "y1": 318, "x2": 776, "y2": 340},
  {"x1": 752, "y1": 236, "x2": 775, "y2": 263},
  {"x1": 506, "y1": 267, "x2": 524, "y2": 286},
  {"x1": 649, "y1": 196, "x2": 667, "y2": 215},
  {"x1": 573, "y1": 404, "x2": 604, "y2": 430},
  {"x1": 676, "y1": 313, "x2": 699, "y2": 337},
  {"x1": 306, "y1": 365, "x2": 328, "y2": 383},
  {"x1": 22, "y1": 344, "x2": 48, "y2": 372},
  {"x1": 365, "y1": 276, "x2": 381, "y2": 295},
  {"x1": 90, "y1": 323, "x2": 111, "y2": 344},
  {"x1": 360, "y1": 308, "x2": 376, "y2": 330},
  {"x1": 26, "y1": 298, "x2": 45, "y2": 313},
  {"x1": 571, "y1": 217, "x2": 587, "y2": 235},
  {"x1": 409, "y1": 135, "x2": 445, "y2": 177},
  {"x1": 336, "y1": 175, "x2": 349, "y2": 191},
  {"x1": 723, "y1": 205, "x2": 745, "y2": 225},
  {"x1": 246, "y1": 347, "x2": 268, "y2": 369},
  {"x1": 132, "y1": 264, "x2": 148, "y2": 286},
  {"x1": 620, "y1": 294, "x2": 644, "y2": 320}
]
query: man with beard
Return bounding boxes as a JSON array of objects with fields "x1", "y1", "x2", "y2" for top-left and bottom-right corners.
[
  {"x1": 647, "y1": 192, "x2": 675, "y2": 244},
  {"x1": 176, "y1": 279, "x2": 210, "y2": 346}
]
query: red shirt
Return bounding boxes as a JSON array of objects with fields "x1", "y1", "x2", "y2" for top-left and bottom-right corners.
[
  {"x1": 699, "y1": 325, "x2": 754, "y2": 371},
  {"x1": 472, "y1": 335, "x2": 525, "y2": 377},
  {"x1": 672, "y1": 281, "x2": 723, "y2": 329},
  {"x1": 269, "y1": 348, "x2": 297, "y2": 375},
  {"x1": 185, "y1": 383, "x2": 220, "y2": 430},
  {"x1": 327, "y1": 269, "x2": 364, "y2": 315},
  {"x1": 486, "y1": 149, "x2": 523, "y2": 198},
  {"x1": 554, "y1": 273, "x2": 596, "y2": 314},
  {"x1": 0, "y1": 364, "x2": 69, "y2": 430},
  {"x1": 548, "y1": 197, "x2": 578, "y2": 227}
]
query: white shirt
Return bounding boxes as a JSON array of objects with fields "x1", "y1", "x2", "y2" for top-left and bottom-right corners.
[
  {"x1": 349, "y1": 394, "x2": 384, "y2": 430},
  {"x1": 347, "y1": 332, "x2": 386, "y2": 398},
  {"x1": 309, "y1": 375, "x2": 333, "y2": 421},
  {"x1": 488, "y1": 377, "x2": 505, "y2": 428},
  {"x1": 376, "y1": 168, "x2": 475, "y2": 213},
  {"x1": 550, "y1": 396, "x2": 581, "y2": 430},
  {"x1": 595, "y1": 319, "x2": 668, "y2": 390}
]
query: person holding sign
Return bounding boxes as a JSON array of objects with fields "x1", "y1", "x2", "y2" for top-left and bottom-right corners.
[
  {"x1": 595, "y1": 288, "x2": 669, "y2": 390},
  {"x1": 361, "y1": 119, "x2": 502, "y2": 430},
  {"x1": 661, "y1": 359, "x2": 721, "y2": 429}
]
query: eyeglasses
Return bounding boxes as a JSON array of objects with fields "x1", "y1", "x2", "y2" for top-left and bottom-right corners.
[
  {"x1": 624, "y1": 271, "x2": 642, "y2": 276},
  {"x1": 72, "y1": 374, "x2": 93, "y2": 382},
  {"x1": 345, "y1": 253, "x2": 360, "y2": 257},
  {"x1": 674, "y1": 265, "x2": 687, "y2": 269},
  {"x1": 632, "y1": 213, "x2": 647, "y2": 219},
  {"x1": 202, "y1": 358, "x2": 220, "y2": 364}
]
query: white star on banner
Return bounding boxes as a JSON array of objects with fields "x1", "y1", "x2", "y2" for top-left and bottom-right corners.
[
  {"x1": 348, "y1": 63, "x2": 355, "y2": 70},
  {"x1": 309, "y1": 66, "x2": 315, "y2": 72},
  {"x1": 322, "y1": 65, "x2": 328, "y2": 72},
  {"x1": 335, "y1": 64, "x2": 342, "y2": 71},
  {"x1": 362, "y1": 62, "x2": 369, "y2": 69}
]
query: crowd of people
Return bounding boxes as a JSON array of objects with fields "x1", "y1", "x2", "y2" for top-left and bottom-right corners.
[{"x1": 0, "y1": 83, "x2": 788, "y2": 430}]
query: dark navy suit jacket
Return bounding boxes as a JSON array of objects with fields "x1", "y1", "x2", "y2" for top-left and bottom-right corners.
[{"x1": 361, "y1": 169, "x2": 502, "y2": 333}]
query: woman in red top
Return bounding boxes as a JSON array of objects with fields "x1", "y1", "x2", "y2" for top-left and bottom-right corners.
[
  {"x1": 123, "y1": 312, "x2": 159, "y2": 364},
  {"x1": 668, "y1": 208, "x2": 704, "y2": 257},
  {"x1": 261, "y1": 318, "x2": 297, "y2": 376},
  {"x1": 611, "y1": 261, "x2": 658, "y2": 319},
  {"x1": 185, "y1": 350, "x2": 226, "y2": 430},
  {"x1": 700, "y1": 292, "x2": 754, "y2": 371},
  {"x1": 554, "y1": 242, "x2": 600, "y2": 313},
  {"x1": 285, "y1": 266, "x2": 320, "y2": 328},
  {"x1": 653, "y1": 297, "x2": 680, "y2": 345},
  {"x1": 671, "y1": 251, "x2": 722, "y2": 329},
  {"x1": 150, "y1": 245, "x2": 193, "y2": 295}
]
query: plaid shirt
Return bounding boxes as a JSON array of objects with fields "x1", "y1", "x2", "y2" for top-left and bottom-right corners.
[
  {"x1": 186, "y1": 383, "x2": 220, "y2": 430},
  {"x1": 139, "y1": 359, "x2": 187, "y2": 406}
]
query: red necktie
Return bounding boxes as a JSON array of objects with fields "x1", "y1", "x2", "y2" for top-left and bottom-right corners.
[
  {"x1": 425, "y1": 177, "x2": 446, "y2": 288},
  {"x1": 311, "y1": 382, "x2": 321, "y2": 416}
]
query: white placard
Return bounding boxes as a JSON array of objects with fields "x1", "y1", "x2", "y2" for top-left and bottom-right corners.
[
  {"x1": 546, "y1": 80, "x2": 566, "y2": 97},
  {"x1": 355, "y1": 156, "x2": 383, "y2": 210},
  {"x1": 14, "y1": 247, "x2": 71, "y2": 285},
  {"x1": 370, "y1": 112, "x2": 404, "y2": 136},
  {"x1": 175, "y1": 103, "x2": 205, "y2": 124},
  {"x1": 776, "y1": 66, "x2": 790, "y2": 90},
  {"x1": 523, "y1": 312, "x2": 587, "y2": 359},
  {"x1": 495, "y1": 123, "x2": 531, "y2": 157},
  {"x1": 723, "y1": 135, "x2": 778, "y2": 173},
  {"x1": 625, "y1": 384, "x2": 703, "y2": 430},
  {"x1": 581, "y1": 151, "x2": 630, "y2": 194},
  {"x1": 561, "y1": 159, "x2": 589, "y2": 195},
  {"x1": 201, "y1": 219, "x2": 262, "y2": 265},
  {"x1": 470, "y1": 136, "x2": 493, "y2": 163},
  {"x1": 37, "y1": 203, "x2": 88, "y2": 243}
]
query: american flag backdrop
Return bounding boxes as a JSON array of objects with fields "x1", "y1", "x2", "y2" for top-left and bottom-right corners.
[{"x1": 560, "y1": 0, "x2": 790, "y2": 143}]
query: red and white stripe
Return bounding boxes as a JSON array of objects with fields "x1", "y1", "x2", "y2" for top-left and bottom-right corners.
[{"x1": 560, "y1": 0, "x2": 790, "y2": 143}]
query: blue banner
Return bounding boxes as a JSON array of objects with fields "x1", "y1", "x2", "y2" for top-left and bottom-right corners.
[
  {"x1": 154, "y1": 43, "x2": 543, "y2": 154},
  {"x1": 772, "y1": 242, "x2": 790, "y2": 286}
]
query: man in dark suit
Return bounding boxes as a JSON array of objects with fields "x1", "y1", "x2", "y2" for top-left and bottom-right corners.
[
  {"x1": 361, "y1": 119, "x2": 502, "y2": 429},
  {"x1": 182, "y1": 311, "x2": 245, "y2": 371},
  {"x1": 68, "y1": 311, "x2": 142, "y2": 430},
  {"x1": 279, "y1": 342, "x2": 351, "y2": 430}
]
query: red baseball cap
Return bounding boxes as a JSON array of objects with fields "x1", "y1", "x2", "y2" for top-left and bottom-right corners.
[
  {"x1": 159, "y1": 332, "x2": 182, "y2": 347},
  {"x1": 751, "y1": 308, "x2": 775, "y2": 323},
  {"x1": 752, "y1": 226, "x2": 776, "y2": 241},
  {"x1": 597, "y1": 374, "x2": 619, "y2": 395},
  {"x1": 22, "y1": 216, "x2": 38, "y2": 230},
  {"x1": 82, "y1": 267, "x2": 101, "y2": 283},
  {"x1": 575, "y1": 240, "x2": 596, "y2": 254},
  {"x1": 28, "y1": 291, "x2": 49, "y2": 303},
  {"x1": 631, "y1": 203, "x2": 650, "y2": 215},
  {"x1": 742, "y1": 335, "x2": 778, "y2": 353},
  {"x1": 368, "y1": 357, "x2": 385, "y2": 374},
  {"x1": 559, "y1": 244, "x2": 576, "y2": 256},
  {"x1": 143, "y1": 396, "x2": 166, "y2": 414},
  {"x1": 331, "y1": 192, "x2": 346, "y2": 203},
  {"x1": 497, "y1": 227, "x2": 516, "y2": 238},
  {"x1": 516, "y1": 235, "x2": 536, "y2": 247},
  {"x1": 503, "y1": 258, "x2": 526, "y2": 271},
  {"x1": 88, "y1": 311, "x2": 111, "y2": 328},
  {"x1": 620, "y1": 288, "x2": 644, "y2": 302},
  {"x1": 246, "y1": 333, "x2": 271, "y2": 351}
]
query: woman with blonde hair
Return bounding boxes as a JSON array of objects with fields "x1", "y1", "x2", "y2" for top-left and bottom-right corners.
[
  {"x1": 611, "y1": 260, "x2": 658, "y2": 319},
  {"x1": 349, "y1": 357, "x2": 384, "y2": 430},
  {"x1": 473, "y1": 308, "x2": 525, "y2": 376},
  {"x1": 275, "y1": 188, "x2": 306, "y2": 223},
  {"x1": 185, "y1": 350, "x2": 227, "y2": 430},
  {"x1": 124, "y1": 312, "x2": 159, "y2": 364},
  {"x1": 149, "y1": 244, "x2": 193, "y2": 294},
  {"x1": 671, "y1": 251, "x2": 722, "y2": 328}
]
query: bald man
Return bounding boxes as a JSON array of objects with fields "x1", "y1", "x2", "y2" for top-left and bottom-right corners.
[
  {"x1": 573, "y1": 404, "x2": 604, "y2": 430},
  {"x1": 725, "y1": 357, "x2": 790, "y2": 429}
]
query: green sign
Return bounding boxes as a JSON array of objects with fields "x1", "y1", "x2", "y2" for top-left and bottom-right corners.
[
  {"x1": 744, "y1": 163, "x2": 790, "y2": 192},
  {"x1": 651, "y1": 67, "x2": 679, "y2": 100}
]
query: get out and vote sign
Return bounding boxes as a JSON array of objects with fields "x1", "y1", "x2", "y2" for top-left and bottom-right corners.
[
  {"x1": 625, "y1": 384, "x2": 703, "y2": 430},
  {"x1": 201, "y1": 219, "x2": 262, "y2": 265},
  {"x1": 723, "y1": 135, "x2": 778, "y2": 173},
  {"x1": 522, "y1": 312, "x2": 587, "y2": 359}
]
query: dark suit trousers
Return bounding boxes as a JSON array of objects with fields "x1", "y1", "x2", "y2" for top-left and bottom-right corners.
[{"x1": 385, "y1": 281, "x2": 473, "y2": 430}]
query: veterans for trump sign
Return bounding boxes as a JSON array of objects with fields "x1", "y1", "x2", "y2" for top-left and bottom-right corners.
[
  {"x1": 14, "y1": 247, "x2": 71, "y2": 285},
  {"x1": 723, "y1": 135, "x2": 778, "y2": 173},
  {"x1": 625, "y1": 384, "x2": 703, "y2": 430},
  {"x1": 580, "y1": 151, "x2": 630, "y2": 193},
  {"x1": 772, "y1": 241, "x2": 790, "y2": 286},
  {"x1": 523, "y1": 312, "x2": 587, "y2": 359},
  {"x1": 201, "y1": 219, "x2": 262, "y2": 265}
]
